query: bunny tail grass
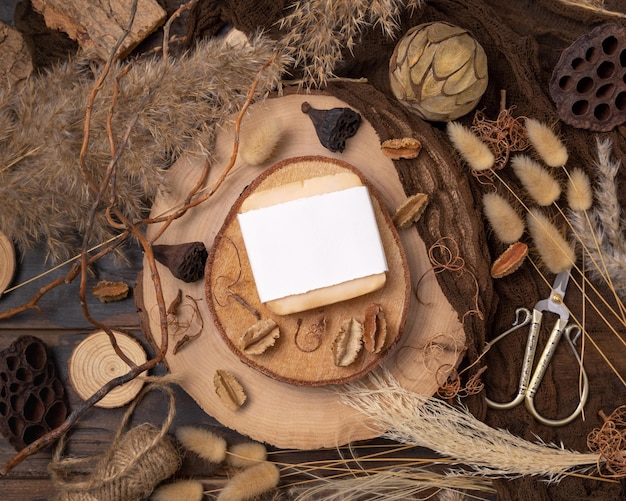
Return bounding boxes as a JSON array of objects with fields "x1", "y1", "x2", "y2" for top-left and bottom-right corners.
[
  {"x1": 527, "y1": 209, "x2": 576, "y2": 274},
  {"x1": 338, "y1": 369, "x2": 599, "y2": 481},
  {"x1": 566, "y1": 168, "x2": 593, "y2": 211},
  {"x1": 175, "y1": 426, "x2": 227, "y2": 464},
  {"x1": 447, "y1": 121, "x2": 495, "y2": 171},
  {"x1": 151, "y1": 480, "x2": 204, "y2": 501},
  {"x1": 482, "y1": 192, "x2": 525, "y2": 244},
  {"x1": 511, "y1": 155, "x2": 562, "y2": 206},
  {"x1": 524, "y1": 118, "x2": 568, "y2": 167}
]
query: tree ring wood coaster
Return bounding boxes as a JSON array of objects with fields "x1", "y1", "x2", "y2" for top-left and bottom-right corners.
[
  {"x1": 139, "y1": 93, "x2": 465, "y2": 450},
  {"x1": 0, "y1": 231, "x2": 16, "y2": 297},
  {"x1": 68, "y1": 331, "x2": 147, "y2": 408},
  {"x1": 206, "y1": 156, "x2": 410, "y2": 386}
]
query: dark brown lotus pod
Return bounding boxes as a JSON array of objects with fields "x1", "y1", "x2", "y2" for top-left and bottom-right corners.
[
  {"x1": 301, "y1": 101, "x2": 361, "y2": 152},
  {"x1": 550, "y1": 23, "x2": 626, "y2": 132},
  {"x1": 153, "y1": 241, "x2": 208, "y2": 283},
  {"x1": 0, "y1": 336, "x2": 69, "y2": 451}
]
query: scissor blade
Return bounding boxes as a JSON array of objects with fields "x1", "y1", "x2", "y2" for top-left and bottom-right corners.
[
  {"x1": 552, "y1": 270, "x2": 571, "y2": 301},
  {"x1": 535, "y1": 269, "x2": 571, "y2": 319}
]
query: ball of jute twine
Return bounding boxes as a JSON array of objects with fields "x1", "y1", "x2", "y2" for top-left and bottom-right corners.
[{"x1": 49, "y1": 383, "x2": 181, "y2": 501}]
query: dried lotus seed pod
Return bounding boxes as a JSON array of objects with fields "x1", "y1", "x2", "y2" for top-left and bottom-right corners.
[
  {"x1": 550, "y1": 23, "x2": 626, "y2": 132},
  {"x1": 389, "y1": 22, "x2": 488, "y2": 121}
]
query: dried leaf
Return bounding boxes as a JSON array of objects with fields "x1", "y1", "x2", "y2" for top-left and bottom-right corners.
[
  {"x1": 363, "y1": 304, "x2": 387, "y2": 353},
  {"x1": 332, "y1": 318, "x2": 364, "y2": 367},
  {"x1": 490, "y1": 241, "x2": 529, "y2": 279},
  {"x1": 92, "y1": 280, "x2": 129, "y2": 303},
  {"x1": 381, "y1": 137, "x2": 422, "y2": 159},
  {"x1": 240, "y1": 318, "x2": 280, "y2": 356},
  {"x1": 214, "y1": 370, "x2": 247, "y2": 411},
  {"x1": 393, "y1": 193, "x2": 429, "y2": 229}
]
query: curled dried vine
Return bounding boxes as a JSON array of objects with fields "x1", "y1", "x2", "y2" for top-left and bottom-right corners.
[{"x1": 587, "y1": 405, "x2": 626, "y2": 478}]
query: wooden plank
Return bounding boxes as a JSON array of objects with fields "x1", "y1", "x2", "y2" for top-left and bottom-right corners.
[{"x1": 31, "y1": 0, "x2": 166, "y2": 60}]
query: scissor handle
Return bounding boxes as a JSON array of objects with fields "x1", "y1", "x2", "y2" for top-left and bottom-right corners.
[
  {"x1": 485, "y1": 308, "x2": 534, "y2": 410},
  {"x1": 525, "y1": 323, "x2": 589, "y2": 427}
]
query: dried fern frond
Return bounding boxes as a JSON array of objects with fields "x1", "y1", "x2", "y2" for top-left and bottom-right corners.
[
  {"x1": 277, "y1": 0, "x2": 423, "y2": 88},
  {"x1": 0, "y1": 34, "x2": 287, "y2": 261},
  {"x1": 339, "y1": 369, "x2": 599, "y2": 480}
]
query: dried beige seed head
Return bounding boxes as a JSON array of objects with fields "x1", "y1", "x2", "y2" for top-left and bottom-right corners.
[
  {"x1": 151, "y1": 480, "x2": 204, "y2": 501},
  {"x1": 214, "y1": 370, "x2": 247, "y2": 411},
  {"x1": 393, "y1": 193, "x2": 429, "y2": 229},
  {"x1": 363, "y1": 303, "x2": 387, "y2": 353},
  {"x1": 482, "y1": 192, "x2": 525, "y2": 244},
  {"x1": 332, "y1": 318, "x2": 364, "y2": 367},
  {"x1": 226, "y1": 441, "x2": 268, "y2": 469},
  {"x1": 216, "y1": 461, "x2": 280, "y2": 501},
  {"x1": 240, "y1": 318, "x2": 280, "y2": 356},
  {"x1": 490, "y1": 241, "x2": 529, "y2": 279},
  {"x1": 381, "y1": 137, "x2": 422, "y2": 159},
  {"x1": 527, "y1": 209, "x2": 576, "y2": 274},
  {"x1": 447, "y1": 122, "x2": 495, "y2": 171},
  {"x1": 525, "y1": 118, "x2": 568, "y2": 167},
  {"x1": 240, "y1": 118, "x2": 282, "y2": 166},
  {"x1": 567, "y1": 168, "x2": 593, "y2": 211},
  {"x1": 176, "y1": 426, "x2": 227, "y2": 463},
  {"x1": 511, "y1": 155, "x2": 562, "y2": 206}
]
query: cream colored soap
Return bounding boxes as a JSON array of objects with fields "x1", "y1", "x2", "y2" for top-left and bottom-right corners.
[{"x1": 238, "y1": 173, "x2": 387, "y2": 315}]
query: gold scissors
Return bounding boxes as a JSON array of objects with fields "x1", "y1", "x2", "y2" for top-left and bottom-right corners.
[{"x1": 485, "y1": 270, "x2": 589, "y2": 426}]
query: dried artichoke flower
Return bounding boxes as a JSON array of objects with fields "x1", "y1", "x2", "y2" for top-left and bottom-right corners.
[{"x1": 389, "y1": 21, "x2": 488, "y2": 121}]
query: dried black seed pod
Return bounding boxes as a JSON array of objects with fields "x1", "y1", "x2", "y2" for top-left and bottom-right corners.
[
  {"x1": 153, "y1": 241, "x2": 208, "y2": 283},
  {"x1": 0, "y1": 336, "x2": 70, "y2": 451},
  {"x1": 301, "y1": 101, "x2": 361, "y2": 152}
]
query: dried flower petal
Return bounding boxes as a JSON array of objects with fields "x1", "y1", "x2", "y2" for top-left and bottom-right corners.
[
  {"x1": 240, "y1": 318, "x2": 280, "y2": 356},
  {"x1": 214, "y1": 370, "x2": 247, "y2": 411},
  {"x1": 332, "y1": 318, "x2": 364, "y2": 367}
]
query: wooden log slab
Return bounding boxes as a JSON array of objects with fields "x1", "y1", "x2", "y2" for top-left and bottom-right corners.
[
  {"x1": 31, "y1": 0, "x2": 166, "y2": 60},
  {"x1": 140, "y1": 94, "x2": 465, "y2": 449}
]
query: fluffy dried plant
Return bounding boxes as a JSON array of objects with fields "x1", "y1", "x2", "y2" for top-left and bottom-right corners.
[
  {"x1": 277, "y1": 0, "x2": 423, "y2": 88},
  {"x1": 569, "y1": 138, "x2": 626, "y2": 299},
  {"x1": 339, "y1": 369, "x2": 599, "y2": 480},
  {"x1": 0, "y1": 34, "x2": 287, "y2": 261}
]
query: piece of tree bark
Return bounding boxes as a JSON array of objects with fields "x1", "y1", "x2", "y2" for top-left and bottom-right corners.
[
  {"x1": 31, "y1": 0, "x2": 166, "y2": 60},
  {"x1": 0, "y1": 21, "x2": 33, "y2": 89}
]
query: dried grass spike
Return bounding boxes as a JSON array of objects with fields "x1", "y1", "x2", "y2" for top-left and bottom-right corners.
[
  {"x1": 240, "y1": 118, "x2": 282, "y2": 166},
  {"x1": 447, "y1": 121, "x2": 495, "y2": 171},
  {"x1": 216, "y1": 461, "x2": 280, "y2": 501},
  {"x1": 567, "y1": 168, "x2": 593, "y2": 211},
  {"x1": 227, "y1": 441, "x2": 268, "y2": 469},
  {"x1": 175, "y1": 426, "x2": 227, "y2": 464},
  {"x1": 527, "y1": 209, "x2": 576, "y2": 273},
  {"x1": 511, "y1": 155, "x2": 561, "y2": 206},
  {"x1": 482, "y1": 192, "x2": 525, "y2": 244},
  {"x1": 151, "y1": 479, "x2": 204, "y2": 501},
  {"x1": 525, "y1": 118, "x2": 568, "y2": 167}
]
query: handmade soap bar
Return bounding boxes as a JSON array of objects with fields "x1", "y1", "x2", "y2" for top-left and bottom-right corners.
[{"x1": 237, "y1": 173, "x2": 388, "y2": 315}]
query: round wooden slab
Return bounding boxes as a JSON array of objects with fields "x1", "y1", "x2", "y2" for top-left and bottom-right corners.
[
  {"x1": 141, "y1": 94, "x2": 465, "y2": 449},
  {"x1": 206, "y1": 156, "x2": 410, "y2": 386},
  {"x1": 69, "y1": 330, "x2": 147, "y2": 408},
  {"x1": 0, "y1": 231, "x2": 16, "y2": 297}
]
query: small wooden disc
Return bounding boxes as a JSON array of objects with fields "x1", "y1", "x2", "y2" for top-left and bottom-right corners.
[
  {"x1": 68, "y1": 331, "x2": 147, "y2": 408},
  {"x1": 0, "y1": 231, "x2": 16, "y2": 297},
  {"x1": 206, "y1": 156, "x2": 410, "y2": 386}
]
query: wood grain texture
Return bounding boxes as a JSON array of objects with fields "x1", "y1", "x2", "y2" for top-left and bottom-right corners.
[{"x1": 140, "y1": 94, "x2": 465, "y2": 449}]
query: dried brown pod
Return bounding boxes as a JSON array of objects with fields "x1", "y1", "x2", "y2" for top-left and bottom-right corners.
[
  {"x1": 332, "y1": 318, "x2": 364, "y2": 367},
  {"x1": 380, "y1": 137, "x2": 422, "y2": 159},
  {"x1": 392, "y1": 193, "x2": 429, "y2": 229},
  {"x1": 490, "y1": 241, "x2": 529, "y2": 279},
  {"x1": 0, "y1": 336, "x2": 69, "y2": 451},
  {"x1": 301, "y1": 101, "x2": 361, "y2": 152},
  {"x1": 240, "y1": 318, "x2": 280, "y2": 356},
  {"x1": 92, "y1": 280, "x2": 130, "y2": 303},
  {"x1": 153, "y1": 241, "x2": 208, "y2": 283},
  {"x1": 550, "y1": 23, "x2": 626, "y2": 131},
  {"x1": 214, "y1": 370, "x2": 247, "y2": 411},
  {"x1": 363, "y1": 304, "x2": 387, "y2": 354}
]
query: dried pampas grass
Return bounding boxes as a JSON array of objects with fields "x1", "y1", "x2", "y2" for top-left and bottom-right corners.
[
  {"x1": 339, "y1": 369, "x2": 599, "y2": 480},
  {"x1": 287, "y1": 468, "x2": 494, "y2": 501},
  {"x1": 0, "y1": 34, "x2": 287, "y2": 261},
  {"x1": 447, "y1": 122, "x2": 495, "y2": 172},
  {"x1": 217, "y1": 461, "x2": 280, "y2": 501},
  {"x1": 482, "y1": 192, "x2": 525, "y2": 244},
  {"x1": 278, "y1": 0, "x2": 422, "y2": 87},
  {"x1": 511, "y1": 155, "x2": 561, "y2": 206},
  {"x1": 527, "y1": 209, "x2": 576, "y2": 274},
  {"x1": 151, "y1": 479, "x2": 204, "y2": 501},
  {"x1": 524, "y1": 118, "x2": 568, "y2": 167}
]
